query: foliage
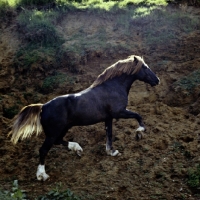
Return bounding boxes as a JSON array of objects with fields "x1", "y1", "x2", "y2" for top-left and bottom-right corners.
[
  {"x1": 0, "y1": 190, "x2": 13, "y2": 200},
  {"x1": 14, "y1": 9, "x2": 64, "y2": 71},
  {"x1": 17, "y1": 10, "x2": 63, "y2": 47},
  {"x1": 0, "y1": 1, "x2": 16, "y2": 25},
  {"x1": 38, "y1": 188, "x2": 80, "y2": 200},
  {"x1": 173, "y1": 69, "x2": 200, "y2": 91},
  {"x1": 4, "y1": 0, "x2": 199, "y2": 74},
  {"x1": 0, "y1": 1, "x2": 9, "y2": 16},
  {"x1": 54, "y1": 0, "x2": 166, "y2": 13},
  {"x1": 132, "y1": 7, "x2": 200, "y2": 47},
  {"x1": 18, "y1": 0, "x2": 55, "y2": 6},
  {"x1": 0, "y1": 180, "x2": 27, "y2": 200},
  {"x1": 14, "y1": 46, "x2": 56, "y2": 71},
  {"x1": 188, "y1": 164, "x2": 200, "y2": 188},
  {"x1": 41, "y1": 72, "x2": 71, "y2": 93},
  {"x1": 0, "y1": 0, "x2": 187, "y2": 10},
  {"x1": 1, "y1": 181, "x2": 80, "y2": 200},
  {"x1": 3, "y1": 105, "x2": 19, "y2": 119}
]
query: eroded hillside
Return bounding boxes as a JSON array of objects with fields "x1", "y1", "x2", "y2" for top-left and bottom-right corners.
[{"x1": 0, "y1": 4, "x2": 200, "y2": 199}]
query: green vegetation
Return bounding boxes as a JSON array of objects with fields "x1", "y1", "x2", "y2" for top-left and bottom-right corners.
[
  {"x1": 0, "y1": 191, "x2": 13, "y2": 200},
  {"x1": 1, "y1": 0, "x2": 168, "y2": 9},
  {"x1": 38, "y1": 187, "x2": 80, "y2": 200},
  {"x1": 18, "y1": 0, "x2": 55, "y2": 6},
  {"x1": 173, "y1": 69, "x2": 200, "y2": 92},
  {"x1": 17, "y1": 10, "x2": 63, "y2": 46},
  {"x1": 0, "y1": 180, "x2": 27, "y2": 200},
  {"x1": 137, "y1": 8, "x2": 200, "y2": 47},
  {"x1": 14, "y1": 46, "x2": 57, "y2": 71},
  {"x1": 188, "y1": 164, "x2": 200, "y2": 188},
  {"x1": 3, "y1": 105, "x2": 19, "y2": 119},
  {"x1": 0, "y1": 181, "x2": 80, "y2": 199},
  {"x1": 1, "y1": 0, "x2": 199, "y2": 73},
  {"x1": 13, "y1": 9, "x2": 64, "y2": 71},
  {"x1": 41, "y1": 72, "x2": 75, "y2": 93}
]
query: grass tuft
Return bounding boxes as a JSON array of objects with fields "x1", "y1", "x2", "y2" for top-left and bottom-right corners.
[
  {"x1": 173, "y1": 69, "x2": 200, "y2": 92},
  {"x1": 41, "y1": 72, "x2": 75, "y2": 93},
  {"x1": 188, "y1": 164, "x2": 200, "y2": 188}
]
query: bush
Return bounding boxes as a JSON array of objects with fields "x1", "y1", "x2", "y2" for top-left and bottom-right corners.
[
  {"x1": 173, "y1": 69, "x2": 200, "y2": 92},
  {"x1": 41, "y1": 72, "x2": 67, "y2": 93},
  {"x1": 37, "y1": 182, "x2": 80, "y2": 199},
  {"x1": 3, "y1": 106, "x2": 19, "y2": 119},
  {"x1": 0, "y1": 180, "x2": 27, "y2": 200},
  {"x1": 18, "y1": 0, "x2": 56, "y2": 6},
  {"x1": 38, "y1": 188, "x2": 80, "y2": 200},
  {"x1": 14, "y1": 46, "x2": 57, "y2": 71},
  {"x1": 188, "y1": 164, "x2": 200, "y2": 188},
  {"x1": 17, "y1": 10, "x2": 63, "y2": 47},
  {"x1": 14, "y1": 9, "x2": 64, "y2": 72}
]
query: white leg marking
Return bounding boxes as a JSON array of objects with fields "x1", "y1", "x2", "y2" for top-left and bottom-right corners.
[
  {"x1": 136, "y1": 126, "x2": 145, "y2": 132},
  {"x1": 36, "y1": 164, "x2": 49, "y2": 181},
  {"x1": 106, "y1": 144, "x2": 110, "y2": 152},
  {"x1": 68, "y1": 142, "x2": 83, "y2": 156},
  {"x1": 106, "y1": 149, "x2": 121, "y2": 156}
]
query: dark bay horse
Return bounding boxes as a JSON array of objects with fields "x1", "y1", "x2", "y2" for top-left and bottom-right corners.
[{"x1": 9, "y1": 55, "x2": 160, "y2": 181}]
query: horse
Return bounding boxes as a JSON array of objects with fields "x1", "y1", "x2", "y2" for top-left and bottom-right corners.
[{"x1": 9, "y1": 55, "x2": 160, "y2": 181}]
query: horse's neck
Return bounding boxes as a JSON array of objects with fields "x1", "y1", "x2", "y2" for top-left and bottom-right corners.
[
  {"x1": 111, "y1": 74, "x2": 137, "y2": 94},
  {"x1": 123, "y1": 75, "x2": 137, "y2": 94}
]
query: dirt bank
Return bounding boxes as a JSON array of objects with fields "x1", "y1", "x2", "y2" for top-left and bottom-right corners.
[{"x1": 0, "y1": 5, "x2": 200, "y2": 200}]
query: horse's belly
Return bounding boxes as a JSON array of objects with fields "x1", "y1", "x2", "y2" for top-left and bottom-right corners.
[{"x1": 69, "y1": 111, "x2": 106, "y2": 126}]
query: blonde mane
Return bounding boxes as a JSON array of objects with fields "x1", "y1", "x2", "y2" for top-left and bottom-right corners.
[{"x1": 90, "y1": 55, "x2": 144, "y2": 88}]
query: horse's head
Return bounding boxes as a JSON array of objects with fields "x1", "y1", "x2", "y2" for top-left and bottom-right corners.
[{"x1": 135, "y1": 57, "x2": 160, "y2": 87}]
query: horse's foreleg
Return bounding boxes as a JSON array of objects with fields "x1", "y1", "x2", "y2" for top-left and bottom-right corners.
[
  {"x1": 105, "y1": 119, "x2": 120, "y2": 156},
  {"x1": 36, "y1": 137, "x2": 54, "y2": 181},
  {"x1": 118, "y1": 109, "x2": 145, "y2": 139}
]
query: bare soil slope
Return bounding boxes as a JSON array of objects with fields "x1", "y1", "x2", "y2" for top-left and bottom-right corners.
[{"x1": 0, "y1": 6, "x2": 200, "y2": 200}]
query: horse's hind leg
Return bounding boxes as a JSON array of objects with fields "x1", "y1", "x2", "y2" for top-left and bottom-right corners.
[
  {"x1": 105, "y1": 119, "x2": 120, "y2": 156},
  {"x1": 37, "y1": 137, "x2": 54, "y2": 181},
  {"x1": 54, "y1": 129, "x2": 83, "y2": 156},
  {"x1": 37, "y1": 126, "x2": 83, "y2": 181},
  {"x1": 54, "y1": 130, "x2": 69, "y2": 146},
  {"x1": 37, "y1": 135, "x2": 83, "y2": 181}
]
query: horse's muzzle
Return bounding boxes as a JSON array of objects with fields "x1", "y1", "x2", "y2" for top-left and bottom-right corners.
[{"x1": 150, "y1": 77, "x2": 160, "y2": 87}]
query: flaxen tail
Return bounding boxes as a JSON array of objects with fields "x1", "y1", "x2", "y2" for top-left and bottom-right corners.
[{"x1": 9, "y1": 104, "x2": 43, "y2": 144}]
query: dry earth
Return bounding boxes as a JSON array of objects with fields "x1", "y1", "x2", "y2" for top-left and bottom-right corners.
[{"x1": 0, "y1": 5, "x2": 200, "y2": 200}]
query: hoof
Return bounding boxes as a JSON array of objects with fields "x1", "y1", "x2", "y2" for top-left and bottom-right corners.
[
  {"x1": 77, "y1": 150, "x2": 82, "y2": 157},
  {"x1": 136, "y1": 132, "x2": 145, "y2": 140},
  {"x1": 68, "y1": 142, "x2": 83, "y2": 156},
  {"x1": 107, "y1": 149, "x2": 121, "y2": 156},
  {"x1": 37, "y1": 172, "x2": 50, "y2": 181},
  {"x1": 36, "y1": 165, "x2": 49, "y2": 181}
]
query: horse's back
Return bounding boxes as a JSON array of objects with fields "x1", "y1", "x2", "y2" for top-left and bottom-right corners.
[{"x1": 41, "y1": 95, "x2": 74, "y2": 126}]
